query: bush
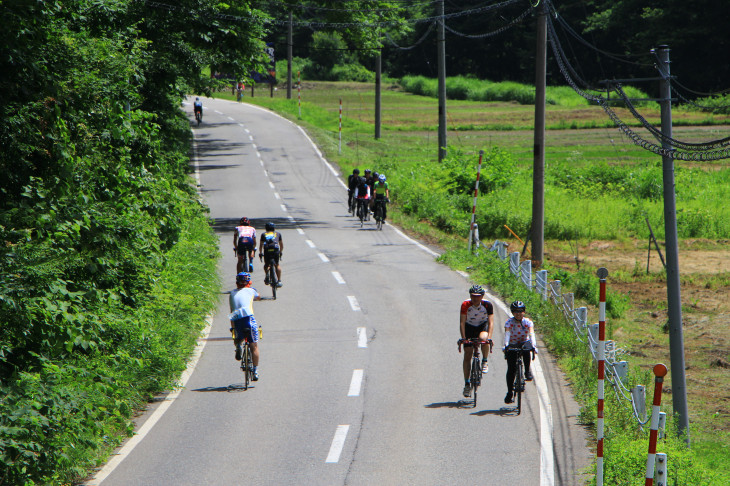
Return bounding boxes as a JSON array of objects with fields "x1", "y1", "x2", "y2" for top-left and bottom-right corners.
[{"x1": 330, "y1": 63, "x2": 374, "y2": 82}]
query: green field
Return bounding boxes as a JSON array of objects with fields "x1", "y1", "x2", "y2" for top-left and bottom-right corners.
[{"x1": 229, "y1": 80, "x2": 730, "y2": 485}]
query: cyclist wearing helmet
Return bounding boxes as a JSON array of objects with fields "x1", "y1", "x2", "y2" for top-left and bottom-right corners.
[
  {"x1": 459, "y1": 285, "x2": 494, "y2": 398},
  {"x1": 230, "y1": 272, "x2": 262, "y2": 380},
  {"x1": 347, "y1": 168, "x2": 361, "y2": 214},
  {"x1": 372, "y1": 173, "x2": 390, "y2": 222},
  {"x1": 503, "y1": 300, "x2": 538, "y2": 404},
  {"x1": 259, "y1": 222, "x2": 284, "y2": 287},
  {"x1": 234, "y1": 217, "x2": 256, "y2": 273},
  {"x1": 353, "y1": 173, "x2": 371, "y2": 222},
  {"x1": 193, "y1": 97, "x2": 203, "y2": 118}
]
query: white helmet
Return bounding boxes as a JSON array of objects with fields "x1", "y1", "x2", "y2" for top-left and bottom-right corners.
[{"x1": 378, "y1": 174, "x2": 386, "y2": 182}]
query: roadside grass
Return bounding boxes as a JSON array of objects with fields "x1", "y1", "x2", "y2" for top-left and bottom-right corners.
[{"x1": 228, "y1": 80, "x2": 730, "y2": 484}]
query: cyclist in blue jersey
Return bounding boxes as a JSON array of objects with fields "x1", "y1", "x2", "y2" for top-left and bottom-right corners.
[{"x1": 230, "y1": 272, "x2": 262, "y2": 380}]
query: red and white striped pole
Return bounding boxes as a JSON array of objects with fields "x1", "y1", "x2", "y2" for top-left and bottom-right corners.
[
  {"x1": 596, "y1": 267, "x2": 609, "y2": 486},
  {"x1": 467, "y1": 150, "x2": 483, "y2": 252},
  {"x1": 338, "y1": 98, "x2": 342, "y2": 154},
  {"x1": 297, "y1": 71, "x2": 301, "y2": 118},
  {"x1": 645, "y1": 363, "x2": 668, "y2": 486}
]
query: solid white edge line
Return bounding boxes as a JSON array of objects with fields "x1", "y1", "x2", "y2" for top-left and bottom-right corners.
[
  {"x1": 332, "y1": 271, "x2": 345, "y2": 284},
  {"x1": 232, "y1": 101, "x2": 555, "y2": 484},
  {"x1": 325, "y1": 425, "x2": 350, "y2": 463},
  {"x1": 348, "y1": 370, "x2": 364, "y2": 397},
  {"x1": 87, "y1": 316, "x2": 214, "y2": 485},
  {"x1": 318, "y1": 252, "x2": 330, "y2": 263},
  {"x1": 356, "y1": 327, "x2": 367, "y2": 347}
]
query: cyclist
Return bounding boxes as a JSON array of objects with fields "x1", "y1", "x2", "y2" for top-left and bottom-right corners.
[
  {"x1": 259, "y1": 222, "x2": 283, "y2": 287},
  {"x1": 372, "y1": 174, "x2": 390, "y2": 222},
  {"x1": 234, "y1": 217, "x2": 256, "y2": 273},
  {"x1": 193, "y1": 97, "x2": 203, "y2": 120},
  {"x1": 503, "y1": 300, "x2": 538, "y2": 404},
  {"x1": 353, "y1": 174, "x2": 370, "y2": 222},
  {"x1": 230, "y1": 272, "x2": 262, "y2": 380},
  {"x1": 459, "y1": 285, "x2": 494, "y2": 398},
  {"x1": 362, "y1": 169, "x2": 373, "y2": 220},
  {"x1": 347, "y1": 168, "x2": 361, "y2": 214}
]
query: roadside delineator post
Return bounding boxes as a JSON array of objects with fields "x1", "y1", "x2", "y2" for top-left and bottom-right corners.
[
  {"x1": 645, "y1": 363, "x2": 668, "y2": 486},
  {"x1": 467, "y1": 150, "x2": 483, "y2": 253},
  {"x1": 596, "y1": 267, "x2": 609, "y2": 486}
]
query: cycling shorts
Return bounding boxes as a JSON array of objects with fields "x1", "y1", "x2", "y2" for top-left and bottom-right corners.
[
  {"x1": 465, "y1": 322, "x2": 487, "y2": 339},
  {"x1": 263, "y1": 249, "x2": 280, "y2": 265},
  {"x1": 232, "y1": 315, "x2": 259, "y2": 344},
  {"x1": 237, "y1": 239, "x2": 256, "y2": 255}
]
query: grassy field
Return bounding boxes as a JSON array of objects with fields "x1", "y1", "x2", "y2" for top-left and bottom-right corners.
[{"x1": 222, "y1": 80, "x2": 730, "y2": 484}]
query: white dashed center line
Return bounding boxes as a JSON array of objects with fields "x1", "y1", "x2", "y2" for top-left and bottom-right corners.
[
  {"x1": 357, "y1": 327, "x2": 367, "y2": 347},
  {"x1": 318, "y1": 252, "x2": 330, "y2": 263},
  {"x1": 348, "y1": 370, "x2": 363, "y2": 397},
  {"x1": 325, "y1": 425, "x2": 349, "y2": 463},
  {"x1": 331, "y1": 271, "x2": 345, "y2": 284},
  {"x1": 305, "y1": 240, "x2": 315, "y2": 248}
]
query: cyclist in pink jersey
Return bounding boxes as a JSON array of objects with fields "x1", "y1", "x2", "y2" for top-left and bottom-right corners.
[
  {"x1": 234, "y1": 217, "x2": 256, "y2": 273},
  {"x1": 459, "y1": 285, "x2": 494, "y2": 398}
]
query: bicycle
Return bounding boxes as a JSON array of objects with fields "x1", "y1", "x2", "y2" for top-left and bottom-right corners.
[
  {"x1": 356, "y1": 198, "x2": 368, "y2": 227},
  {"x1": 505, "y1": 341, "x2": 535, "y2": 415},
  {"x1": 266, "y1": 254, "x2": 279, "y2": 300},
  {"x1": 195, "y1": 109, "x2": 202, "y2": 126},
  {"x1": 458, "y1": 338, "x2": 493, "y2": 408},
  {"x1": 373, "y1": 198, "x2": 387, "y2": 230},
  {"x1": 231, "y1": 327, "x2": 254, "y2": 390},
  {"x1": 234, "y1": 247, "x2": 252, "y2": 275}
]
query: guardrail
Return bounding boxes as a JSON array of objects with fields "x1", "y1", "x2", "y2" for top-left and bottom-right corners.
[{"x1": 489, "y1": 240, "x2": 652, "y2": 428}]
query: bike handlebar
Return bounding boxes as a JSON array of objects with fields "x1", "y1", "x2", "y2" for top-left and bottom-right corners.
[{"x1": 457, "y1": 338, "x2": 493, "y2": 353}]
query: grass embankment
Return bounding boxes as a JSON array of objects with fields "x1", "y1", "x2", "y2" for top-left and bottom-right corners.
[{"x1": 232, "y1": 79, "x2": 730, "y2": 484}]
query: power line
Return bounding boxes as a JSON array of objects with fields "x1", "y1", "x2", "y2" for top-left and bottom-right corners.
[{"x1": 441, "y1": 6, "x2": 532, "y2": 39}]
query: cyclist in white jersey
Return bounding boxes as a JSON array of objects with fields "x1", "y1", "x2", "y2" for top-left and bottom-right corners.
[{"x1": 459, "y1": 285, "x2": 494, "y2": 397}]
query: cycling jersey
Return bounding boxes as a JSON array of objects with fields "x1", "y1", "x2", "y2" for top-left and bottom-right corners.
[
  {"x1": 373, "y1": 181, "x2": 388, "y2": 198},
  {"x1": 229, "y1": 286, "x2": 259, "y2": 319},
  {"x1": 235, "y1": 225, "x2": 256, "y2": 250},
  {"x1": 503, "y1": 317, "x2": 536, "y2": 348},
  {"x1": 460, "y1": 300, "x2": 494, "y2": 327},
  {"x1": 354, "y1": 179, "x2": 370, "y2": 199}
]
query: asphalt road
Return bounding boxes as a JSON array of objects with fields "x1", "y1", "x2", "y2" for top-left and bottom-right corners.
[{"x1": 89, "y1": 97, "x2": 591, "y2": 485}]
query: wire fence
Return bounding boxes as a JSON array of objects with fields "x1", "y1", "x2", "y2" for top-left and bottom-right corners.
[{"x1": 489, "y1": 240, "x2": 652, "y2": 427}]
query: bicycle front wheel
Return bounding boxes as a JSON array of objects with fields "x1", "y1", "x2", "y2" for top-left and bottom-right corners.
[
  {"x1": 269, "y1": 260, "x2": 277, "y2": 300},
  {"x1": 515, "y1": 361, "x2": 523, "y2": 415},
  {"x1": 471, "y1": 356, "x2": 481, "y2": 408}
]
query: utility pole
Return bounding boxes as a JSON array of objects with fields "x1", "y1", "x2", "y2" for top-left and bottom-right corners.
[
  {"x1": 656, "y1": 45, "x2": 690, "y2": 445},
  {"x1": 375, "y1": 48, "x2": 382, "y2": 139},
  {"x1": 287, "y1": 11, "x2": 293, "y2": 100},
  {"x1": 531, "y1": 2, "x2": 547, "y2": 264},
  {"x1": 437, "y1": 0, "x2": 447, "y2": 161}
]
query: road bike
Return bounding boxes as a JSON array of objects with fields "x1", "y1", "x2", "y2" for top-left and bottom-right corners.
[
  {"x1": 231, "y1": 326, "x2": 255, "y2": 390},
  {"x1": 264, "y1": 253, "x2": 280, "y2": 300},
  {"x1": 506, "y1": 341, "x2": 535, "y2": 414},
  {"x1": 356, "y1": 198, "x2": 368, "y2": 227},
  {"x1": 373, "y1": 198, "x2": 387, "y2": 230},
  {"x1": 458, "y1": 338, "x2": 493, "y2": 408},
  {"x1": 234, "y1": 247, "x2": 253, "y2": 275},
  {"x1": 194, "y1": 109, "x2": 202, "y2": 126}
]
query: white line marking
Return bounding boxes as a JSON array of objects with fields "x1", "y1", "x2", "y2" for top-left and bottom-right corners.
[
  {"x1": 357, "y1": 327, "x2": 367, "y2": 347},
  {"x1": 86, "y1": 317, "x2": 214, "y2": 485},
  {"x1": 214, "y1": 110, "x2": 222, "y2": 114},
  {"x1": 249, "y1": 135, "x2": 254, "y2": 141},
  {"x1": 305, "y1": 240, "x2": 315, "y2": 248},
  {"x1": 348, "y1": 370, "x2": 364, "y2": 396},
  {"x1": 269, "y1": 182, "x2": 275, "y2": 189},
  {"x1": 325, "y1": 425, "x2": 349, "y2": 463},
  {"x1": 252, "y1": 143, "x2": 257, "y2": 150},
  {"x1": 238, "y1": 123, "x2": 245, "y2": 127},
  {"x1": 297, "y1": 228, "x2": 305, "y2": 235},
  {"x1": 534, "y1": 356, "x2": 555, "y2": 486},
  {"x1": 227, "y1": 116, "x2": 235, "y2": 121},
  {"x1": 260, "y1": 159, "x2": 264, "y2": 167},
  {"x1": 275, "y1": 193, "x2": 281, "y2": 200},
  {"x1": 318, "y1": 252, "x2": 330, "y2": 263},
  {"x1": 332, "y1": 271, "x2": 345, "y2": 284},
  {"x1": 244, "y1": 128, "x2": 250, "y2": 133},
  {"x1": 280, "y1": 204, "x2": 287, "y2": 212},
  {"x1": 257, "y1": 151, "x2": 261, "y2": 158}
]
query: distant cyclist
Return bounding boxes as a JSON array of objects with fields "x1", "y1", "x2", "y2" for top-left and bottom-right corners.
[
  {"x1": 503, "y1": 300, "x2": 537, "y2": 404},
  {"x1": 372, "y1": 174, "x2": 390, "y2": 222},
  {"x1": 259, "y1": 222, "x2": 283, "y2": 287},
  {"x1": 230, "y1": 272, "x2": 262, "y2": 380},
  {"x1": 193, "y1": 97, "x2": 203, "y2": 120},
  {"x1": 353, "y1": 174, "x2": 370, "y2": 221},
  {"x1": 459, "y1": 285, "x2": 494, "y2": 398},
  {"x1": 347, "y1": 168, "x2": 360, "y2": 214},
  {"x1": 234, "y1": 217, "x2": 256, "y2": 273}
]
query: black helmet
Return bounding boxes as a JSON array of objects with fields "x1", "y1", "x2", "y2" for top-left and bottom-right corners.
[
  {"x1": 265, "y1": 222, "x2": 275, "y2": 232},
  {"x1": 510, "y1": 301, "x2": 526, "y2": 313},
  {"x1": 469, "y1": 285, "x2": 485, "y2": 295},
  {"x1": 364, "y1": 169, "x2": 371, "y2": 174},
  {"x1": 240, "y1": 217, "x2": 250, "y2": 225},
  {"x1": 353, "y1": 168, "x2": 360, "y2": 175}
]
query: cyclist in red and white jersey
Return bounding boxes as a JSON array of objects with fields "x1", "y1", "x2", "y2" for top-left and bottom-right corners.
[
  {"x1": 234, "y1": 217, "x2": 256, "y2": 273},
  {"x1": 459, "y1": 285, "x2": 494, "y2": 397}
]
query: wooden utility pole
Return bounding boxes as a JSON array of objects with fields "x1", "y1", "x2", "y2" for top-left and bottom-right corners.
[
  {"x1": 375, "y1": 48, "x2": 382, "y2": 139},
  {"x1": 437, "y1": 0, "x2": 447, "y2": 161}
]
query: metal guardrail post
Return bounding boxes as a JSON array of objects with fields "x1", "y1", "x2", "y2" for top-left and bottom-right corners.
[
  {"x1": 536, "y1": 269, "x2": 548, "y2": 300},
  {"x1": 520, "y1": 259, "x2": 532, "y2": 288},
  {"x1": 510, "y1": 252, "x2": 520, "y2": 276}
]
